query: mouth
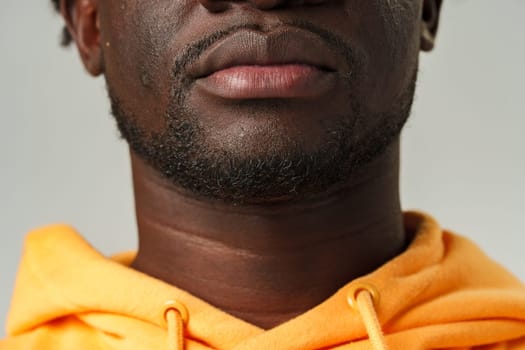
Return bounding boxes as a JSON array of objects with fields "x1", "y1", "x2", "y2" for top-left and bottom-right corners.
[{"x1": 189, "y1": 28, "x2": 340, "y2": 99}]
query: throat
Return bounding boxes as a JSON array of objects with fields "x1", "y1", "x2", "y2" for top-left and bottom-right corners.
[
  {"x1": 129, "y1": 143, "x2": 406, "y2": 329},
  {"x1": 131, "y1": 213, "x2": 406, "y2": 329}
]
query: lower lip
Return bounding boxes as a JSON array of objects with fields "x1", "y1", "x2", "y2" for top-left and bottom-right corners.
[{"x1": 195, "y1": 64, "x2": 336, "y2": 99}]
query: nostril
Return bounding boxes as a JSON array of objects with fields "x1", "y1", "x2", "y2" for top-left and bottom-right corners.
[
  {"x1": 198, "y1": 0, "x2": 232, "y2": 13},
  {"x1": 288, "y1": 0, "x2": 304, "y2": 6},
  {"x1": 199, "y1": 0, "x2": 326, "y2": 12},
  {"x1": 304, "y1": 0, "x2": 326, "y2": 5},
  {"x1": 251, "y1": 0, "x2": 286, "y2": 10}
]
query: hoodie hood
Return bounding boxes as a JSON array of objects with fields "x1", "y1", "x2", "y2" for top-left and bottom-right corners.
[{"x1": 3, "y1": 212, "x2": 525, "y2": 349}]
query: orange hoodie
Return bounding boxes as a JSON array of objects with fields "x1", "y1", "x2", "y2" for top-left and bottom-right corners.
[{"x1": 2, "y1": 212, "x2": 525, "y2": 350}]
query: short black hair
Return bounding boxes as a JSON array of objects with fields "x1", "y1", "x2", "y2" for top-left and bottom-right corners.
[{"x1": 51, "y1": 0, "x2": 72, "y2": 46}]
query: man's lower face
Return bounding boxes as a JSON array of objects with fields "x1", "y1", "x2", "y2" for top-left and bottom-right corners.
[{"x1": 102, "y1": 3, "x2": 421, "y2": 203}]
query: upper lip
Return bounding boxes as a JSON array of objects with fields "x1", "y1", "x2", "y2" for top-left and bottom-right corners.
[{"x1": 190, "y1": 27, "x2": 340, "y2": 79}]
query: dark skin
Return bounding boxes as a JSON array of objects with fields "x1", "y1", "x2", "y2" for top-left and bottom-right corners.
[{"x1": 60, "y1": 0, "x2": 441, "y2": 329}]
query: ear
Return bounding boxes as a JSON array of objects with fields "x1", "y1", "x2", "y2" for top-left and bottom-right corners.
[
  {"x1": 60, "y1": 0, "x2": 103, "y2": 76},
  {"x1": 420, "y1": 0, "x2": 443, "y2": 52}
]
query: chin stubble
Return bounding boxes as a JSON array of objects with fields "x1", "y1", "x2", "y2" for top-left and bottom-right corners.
[{"x1": 108, "y1": 24, "x2": 417, "y2": 204}]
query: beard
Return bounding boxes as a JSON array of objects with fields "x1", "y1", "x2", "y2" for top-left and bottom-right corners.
[{"x1": 107, "y1": 23, "x2": 417, "y2": 204}]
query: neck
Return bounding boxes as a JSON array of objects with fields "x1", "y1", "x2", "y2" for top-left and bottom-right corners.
[{"x1": 130, "y1": 140, "x2": 406, "y2": 329}]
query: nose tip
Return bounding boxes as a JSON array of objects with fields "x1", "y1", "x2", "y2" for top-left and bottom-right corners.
[{"x1": 198, "y1": 0, "x2": 328, "y2": 12}]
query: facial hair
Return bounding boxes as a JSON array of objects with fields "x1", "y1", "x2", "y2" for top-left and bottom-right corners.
[{"x1": 108, "y1": 22, "x2": 417, "y2": 204}]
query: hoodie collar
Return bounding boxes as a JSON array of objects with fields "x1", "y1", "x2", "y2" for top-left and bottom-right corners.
[{"x1": 7, "y1": 212, "x2": 525, "y2": 349}]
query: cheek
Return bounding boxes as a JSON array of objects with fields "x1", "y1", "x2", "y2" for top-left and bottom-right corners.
[
  {"x1": 97, "y1": 0, "x2": 195, "y2": 132},
  {"x1": 380, "y1": 0, "x2": 421, "y2": 64},
  {"x1": 350, "y1": 0, "x2": 421, "y2": 113}
]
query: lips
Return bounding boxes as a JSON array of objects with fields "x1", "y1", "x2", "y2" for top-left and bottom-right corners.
[{"x1": 189, "y1": 28, "x2": 341, "y2": 99}]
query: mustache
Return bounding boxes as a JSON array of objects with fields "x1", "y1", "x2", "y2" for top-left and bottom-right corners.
[{"x1": 171, "y1": 19, "x2": 360, "y2": 81}]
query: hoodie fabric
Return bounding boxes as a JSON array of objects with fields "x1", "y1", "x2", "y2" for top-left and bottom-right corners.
[{"x1": 2, "y1": 212, "x2": 525, "y2": 350}]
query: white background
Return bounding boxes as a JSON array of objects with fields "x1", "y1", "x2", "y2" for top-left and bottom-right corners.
[{"x1": 1, "y1": 0, "x2": 524, "y2": 335}]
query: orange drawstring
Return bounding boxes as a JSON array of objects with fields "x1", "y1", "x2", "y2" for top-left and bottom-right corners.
[
  {"x1": 164, "y1": 300, "x2": 189, "y2": 350},
  {"x1": 347, "y1": 283, "x2": 389, "y2": 350},
  {"x1": 166, "y1": 308, "x2": 184, "y2": 350}
]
